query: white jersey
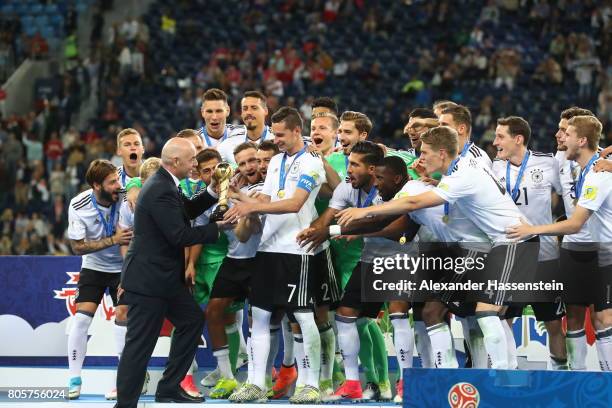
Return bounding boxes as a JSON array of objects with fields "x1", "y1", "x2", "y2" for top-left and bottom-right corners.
[
  {"x1": 577, "y1": 158, "x2": 612, "y2": 266},
  {"x1": 67, "y1": 189, "x2": 124, "y2": 273},
  {"x1": 555, "y1": 150, "x2": 598, "y2": 250},
  {"x1": 433, "y1": 157, "x2": 526, "y2": 246},
  {"x1": 117, "y1": 165, "x2": 136, "y2": 188},
  {"x1": 199, "y1": 123, "x2": 246, "y2": 148},
  {"x1": 217, "y1": 125, "x2": 274, "y2": 165},
  {"x1": 464, "y1": 142, "x2": 493, "y2": 169},
  {"x1": 199, "y1": 182, "x2": 265, "y2": 259},
  {"x1": 329, "y1": 181, "x2": 418, "y2": 261},
  {"x1": 397, "y1": 180, "x2": 491, "y2": 253},
  {"x1": 492, "y1": 151, "x2": 561, "y2": 261},
  {"x1": 259, "y1": 149, "x2": 326, "y2": 255}
]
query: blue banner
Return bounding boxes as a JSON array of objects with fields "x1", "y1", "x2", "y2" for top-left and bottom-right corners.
[{"x1": 403, "y1": 368, "x2": 612, "y2": 407}]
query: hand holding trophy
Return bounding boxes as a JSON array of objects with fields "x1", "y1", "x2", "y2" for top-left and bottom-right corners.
[{"x1": 210, "y1": 162, "x2": 235, "y2": 221}]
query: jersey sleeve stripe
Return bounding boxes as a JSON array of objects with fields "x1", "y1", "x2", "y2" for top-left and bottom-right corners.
[{"x1": 73, "y1": 198, "x2": 92, "y2": 211}]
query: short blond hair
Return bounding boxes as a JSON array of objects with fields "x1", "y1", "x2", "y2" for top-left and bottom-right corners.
[
  {"x1": 140, "y1": 157, "x2": 161, "y2": 182},
  {"x1": 116, "y1": 128, "x2": 141, "y2": 147},
  {"x1": 420, "y1": 126, "x2": 458, "y2": 157},
  {"x1": 177, "y1": 129, "x2": 200, "y2": 139},
  {"x1": 568, "y1": 115, "x2": 602, "y2": 150}
]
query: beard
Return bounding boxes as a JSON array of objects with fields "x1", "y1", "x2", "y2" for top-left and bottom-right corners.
[{"x1": 100, "y1": 188, "x2": 117, "y2": 203}]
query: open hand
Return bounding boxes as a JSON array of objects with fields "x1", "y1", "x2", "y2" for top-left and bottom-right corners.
[
  {"x1": 296, "y1": 226, "x2": 329, "y2": 252},
  {"x1": 505, "y1": 218, "x2": 533, "y2": 241}
]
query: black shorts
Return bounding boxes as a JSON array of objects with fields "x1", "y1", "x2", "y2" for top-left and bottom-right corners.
[
  {"x1": 314, "y1": 248, "x2": 342, "y2": 308},
  {"x1": 470, "y1": 238, "x2": 540, "y2": 305},
  {"x1": 503, "y1": 259, "x2": 566, "y2": 321},
  {"x1": 250, "y1": 252, "x2": 315, "y2": 312},
  {"x1": 594, "y1": 264, "x2": 612, "y2": 312},
  {"x1": 339, "y1": 262, "x2": 383, "y2": 318},
  {"x1": 436, "y1": 245, "x2": 482, "y2": 318},
  {"x1": 560, "y1": 247, "x2": 599, "y2": 306},
  {"x1": 76, "y1": 268, "x2": 123, "y2": 306},
  {"x1": 209, "y1": 257, "x2": 252, "y2": 301}
]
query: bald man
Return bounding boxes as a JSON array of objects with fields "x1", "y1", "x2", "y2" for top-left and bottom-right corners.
[{"x1": 116, "y1": 138, "x2": 226, "y2": 407}]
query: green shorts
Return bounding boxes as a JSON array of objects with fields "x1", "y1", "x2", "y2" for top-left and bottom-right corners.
[{"x1": 193, "y1": 261, "x2": 223, "y2": 304}]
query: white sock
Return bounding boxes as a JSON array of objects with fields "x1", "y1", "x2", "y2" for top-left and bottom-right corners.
[
  {"x1": 336, "y1": 315, "x2": 360, "y2": 381},
  {"x1": 267, "y1": 325, "x2": 280, "y2": 379},
  {"x1": 236, "y1": 308, "x2": 247, "y2": 355},
  {"x1": 293, "y1": 333, "x2": 306, "y2": 387},
  {"x1": 390, "y1": 313, "x2": 414, "y2": 378},
  {"x1": 414, "y1": 320, "x2": 434, "y2": 368},
  {"x1": 189, "y1": 358, "x2": 198, "y2": 375},
  {"x1": 250, "y1": 307, "x2": 271, "y2": 389},
  {"x1": 595, "y1": 327, "x2": 612, "y2": 371},
  {"x1": 566, "y1": 329, "x2": 587, "y2": 370},
  {"x1": 213, "y1": 347, "x2": 234, "y2": 379},
  {"x1": 466, "y1": 316, "x2": 489, "y2": 368},
  {"x1": 67, "y1": 311, "x2": 93, "y2": 378},
  {"x1": 281, "y1": 315, "x2": 295, "y2": 366},
  {"x1": 293, "y1": 311, "x2": 321, "y2": 388},
  {"x1": 319, "y1": 323, "x2": 335, "y2": 383},
  {"x1": 246, "y1": 329, "x2": 254, "y2": 383},
  {"x1": 426, "y1": 323, "x2": 458, "y2": 368},
  {"x1": 113, "y1": 320, "x2": 127, "y2": 360},
  {"x1": 502, "y1": 319, "x2": 518, "y2": 369},
  {"x1": 475, "y1": 313, "x2": 509, "y2": 369}
]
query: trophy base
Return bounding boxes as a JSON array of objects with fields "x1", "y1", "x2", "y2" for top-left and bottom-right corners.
[{"x1": 209, "y1": 205, "x2": 228, "y2": 222}]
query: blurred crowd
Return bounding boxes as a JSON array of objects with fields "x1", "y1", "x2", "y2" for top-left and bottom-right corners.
[{"x1": 1, "y1": 0, "x2": 611, "y2": 255}]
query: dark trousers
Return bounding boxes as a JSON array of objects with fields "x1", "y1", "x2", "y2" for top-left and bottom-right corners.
[{"x1": 115, "y1": 288, "x2": 204, "y2": 408}]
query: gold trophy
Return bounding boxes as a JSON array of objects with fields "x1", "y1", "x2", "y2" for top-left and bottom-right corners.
[{"x1": 210, "y1": 162, "x2": 234, "y2": 221}]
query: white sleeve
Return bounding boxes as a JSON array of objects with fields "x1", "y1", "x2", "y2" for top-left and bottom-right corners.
[
  {"x1": 432, "y1": 170, "x2": 473, "y2": 204},
  {"x1": 118, "y1": 203, "x2": 133, "y2": 229},
  {"x1": 67, "y1": 206, "x2": 87, "y2": 240},
  {"x1": 329, "y1": 183, "x2": 353, "y2": 210},
  {"x1": 577, "y1": 172, "x2": 611, "y2": 212}
]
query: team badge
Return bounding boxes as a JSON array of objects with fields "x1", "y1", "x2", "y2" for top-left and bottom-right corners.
[{"x1": 530, "y1": 168, "x2": 543, "y2": 184}]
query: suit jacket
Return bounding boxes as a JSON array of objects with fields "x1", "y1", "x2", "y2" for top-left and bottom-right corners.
[{"x1": 121, "y1": 167, "x2": 219, "y2": 298}]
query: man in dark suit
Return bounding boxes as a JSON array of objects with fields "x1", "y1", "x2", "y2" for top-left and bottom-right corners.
[{"x1": 116, "y1": 137, "x2": 227, "y2": 407}]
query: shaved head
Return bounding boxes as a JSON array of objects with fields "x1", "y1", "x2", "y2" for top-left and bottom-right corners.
[{"x1": 161, "y1": 137, "x2": 198, "y2": 179}]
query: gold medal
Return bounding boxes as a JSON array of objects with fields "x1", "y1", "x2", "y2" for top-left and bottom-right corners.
[
  {"x1": 442, "y1": 215, "x2": 449, "y2": 223},
  {"x1": 399, "y1": 236, "x2": 407, "y2": 245},
  {"x1": 278, "y1": 190, "x2": 285, "y2": 198}
]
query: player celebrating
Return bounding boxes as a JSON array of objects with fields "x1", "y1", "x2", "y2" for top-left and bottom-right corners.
[
  {"x1": 217, "y1": 91, "x2": 273, "y2": 165},
  {"x1": 297, "y1": 142, "x2": 404, "y2": 402},
  {"x1": 199, "y1": 88, "x2": 246, "y2": 148},
  {"x1": 225, "y1": 107, "x2": 327, "y2": 404},
  {"x1": 492, "y1": 116, "x2": 566, "y2": 369},
  {"x1": 203, "y1": 142, "x2": 266, "y2": 398},
  {"x1": 66, "y1": 160, "x2": 132, "y2": 399},
  {"x1": 404, "y1": 108, "x2": 439, "y2": 157},
  {"x1": 554, "y1": 107, "x2": 601, "y2": 371},
  {"x1": 507, "y1": 115, "x2": 612, "y2": 371},
  {"x1": 439, "y1": 105, "x2": 492, "y2": 169},
  {"x1": 116, "y1": 128, "x2": 145, "y2": 187},
  {"x1": 338, "y1": 126, "x2": 540, "y2": 369}
]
